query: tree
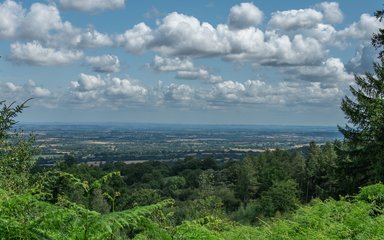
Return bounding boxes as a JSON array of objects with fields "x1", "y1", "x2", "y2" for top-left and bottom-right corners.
[
  {"x1": 0, "y1": 100, "x2": 36, "y2": 193},
  {"x1": 234, "y1": 157, "x2": 259, "y2": 205},
  {"x1": 338, "y1": 10, "x2": 384, "y2": 183}
]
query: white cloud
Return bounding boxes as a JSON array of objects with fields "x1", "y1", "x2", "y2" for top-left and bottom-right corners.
[
  {"x1": 151, "y1": 12, "x2": 227, "y2": 57},
  {"x1": 1, "y1": 80, "x2": 52, "y2": 106},
  {"x1": 33, "y1": 86, "x2": 51, "y2": 97},
  {"x1": 217, "y1": 25, "x2": 265, "y2": 54},
  {"x1": 4, "y1": 82, "x2": 22, "y2": 92},
  {"x1": 9, "y1": 41, "x2": 83, "y2": 65},
  {"x1": 0, "y1": 1, "x2": 113, "y2": 52},
  {"x1": 346, "y1": 44, "x2": 377, "y2": 73},
  {"x1": 0, "y1": 1, "x2": 71, "y2": 41},
  {"x1": 225, "y1": 32, "x2": 325, "y2": 66},
  {"x1": 301, "y1": 23, "x2": 336, "y2": 44},
  {"x1": 85, "y1": 55, "x2": 120, "y2": 73},
  {"x1": 43, "y1": 23, "x2": 113, "y2": 49},
  {"x1": 337, "y1": 14, "x2": 383, "y2": 41},
  {"x1": 282, "y1": 58, "x2": 354, "y2": 85},
  {"x1": 150, "y1": 56, "x2": 223, "y2": 83},
  {"x1": 207, "y1": 79, "x2": 342, "y2": 107},
  {"x1": 59, "y1": 0, "x2": 125, "y2": 12},
  {"x1": 70, "y1": 74, "x2": 148, "y2": 105},
  {"x1": 176, "y1": 69, "x2": 223, "y2": 83},
  {"x1": 118, "y1": 11, "x2": 326, "y2": 66},
  {"x1": 74, "y1": 28, "x2": 113, "y2": 48},
  {"x1": 19, "y1": 3, "x2": 64, "y2": 39},
  {"x1": 213, "y1": 81, "x2": 246, "y2": 102},
  {"x1": 316, "y1": 2, "x2": 343, "y2": 23},
  {"x1": 268, "y1": 8, "x2": 323, "y2": 31},
  {"x1": 164, "y1": 84, "x2": 196, "y2": 103},
  {"x1": 176, "y1": 69, "x2": 210, "y2": 80},
  {"x1": 151, "y1": 55, "x2": 194, "y2": 72},
  {"x1": 0, "y1": 0, "x2": 24, "y2": 38},
  {"x1": 71, "y1": 73, "x2": 105, "y2": 91},
  {"x1": 116, "y1": 23, "x2": 153, "y2": 54},
  {"x1": 228, "y1": 2, "x2": 263, "y2": 29},
  {"x1": 106, "y1": 77, "x2": 148, "y2": 100}
]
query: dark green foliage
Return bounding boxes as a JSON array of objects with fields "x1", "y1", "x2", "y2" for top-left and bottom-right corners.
[
  {"x1": 338, "y1": 9, "x2": 384, "y2": 187},
  {"x1": 339, "y1": 63, "x2": 384, "y2": 183},
  {"x1": 372, "y1": 9, "x2": 384, "y2": 58},
  {"x1": 258, "y1": 179, "x2": 299, "y2": 217},
  {"x1": 234, "y1": 156, "x2": 259, "y2": 204}
]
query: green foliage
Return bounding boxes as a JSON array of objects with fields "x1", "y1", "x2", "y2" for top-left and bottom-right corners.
[
  {"x1": 0, "y1": 188, "x2": 175, "y2": 239},
  {"x1": 339, "y1": 10, "x2": 384, "y2": 186},
  {"x1": 373, "y1": 9, "x2": 384, "y2": 58},
  {"x1": 0, "y1": 99, "x2": 30, "y2": 140},
  {"x1": 234, "y1": 156, "x2": 259, "y2": 204},
  {"x1": 258, "y1": 179, "x2": 299, "y2": 218},
  {"x1": 0, "y1": 100, "x2": 36, "y2": 193}
]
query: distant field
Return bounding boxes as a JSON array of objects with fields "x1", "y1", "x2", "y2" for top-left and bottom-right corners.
[{"x1": 19, "y1": 123, "x2": 342, "y2": 164}]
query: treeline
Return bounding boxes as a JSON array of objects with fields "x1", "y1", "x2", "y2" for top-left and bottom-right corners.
[{"x1": 46, "y1": 141, "x2": 344, "y2": 225}]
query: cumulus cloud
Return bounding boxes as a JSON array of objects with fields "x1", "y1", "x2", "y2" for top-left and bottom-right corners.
[
  {"x1": 151, "y1": 55, "x2": 194, "y2": 72},
  {"x1": 150, "y1": 55, "x2": 223, "y2": 83},
  {"x1": 0, "y1": 1, "x2": 71, "y2": 40},
  {"x1": 116, "y1": 23, "x2": 153, "y2": 54},
  {"x1": 0, "y1": 0, "x2": 24, "y2": 38},
  {"x1": 337, "y1": 14, "x2": 383, "y2": 41},
  {"x1": 346, "y1": 44, "x2": 377, "y2": 73},
  {"x1": 150, "y1": 12, "x2": 227, "y2": 57},
  {"x1": 282, "y1": 58, "x2": 354, "y2": 87},
  {"x1": 228, "y1": 2, "x2": 263, "y2": 29},
  {"x1": 70, "y1": 74, "x2": 148, "y2": 104},
  {"x1": 72, "y1": 28, "x2": 113, "y2": 48},
  {"x1": 85, "y1": 55, "x2": 120, "y2": 73},
  {"x1": 118, "y1": 11, "x2": 327, "y2": 66},
  {"x1": 71, "y1": 73, "x2": 105, "y2": 91},
  {"x1": 316, "y1": 2, "x2": 343, "y2": 23},
  {"x1": 59, "y1": 0, "x2": 125, "y2": 12},
  {"x1": 163, "y1": 84, "x2": 196, "y2": 103},
  {"x1": 106, "y1": 77, "x2": 148, "y2": 100},
  {"x1": 3, "y1": 82, "x2": 22, "y2": 92},
  {"x1": 225, "y1": 32, "x2": 325, "y2": 66},
  {"x1": 19, "y1": 3, "x2": 63, "y2": 39},
  {"x1": 37, "y1": 20, "x2": 113, "y2": 50},
  {"x1": 207, "y1": 79, "x2": 342, "y2": 107},
  {"x1": 0, "y1": 80, "x2": 54, "y2": 108},
  {"x1": 176, "y1": 69, "x2": 223, "y2": 83},
  {"x1": 26, "y1": 80, "x2": 52, "y2": 97},
  {"x1": 9, "y1": 41, "x2": 83, "y2": 65},
  {"x1": 268, "y1": 8, "x2": 323, "y2": 31},
  {"x1": 0, "y1": 1, "x2": 112, "y2": 52}
]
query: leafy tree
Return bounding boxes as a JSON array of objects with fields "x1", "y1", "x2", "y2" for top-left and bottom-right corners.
[
  {"x1": 338, "y1": 11, "x2": 384, "y2": 184},
  {"x1": 234, "y1": 157, "x2": 259, "y2": 205},
  {"x1": 258, "y1": 179, "x2": 299, "y2": 218}
]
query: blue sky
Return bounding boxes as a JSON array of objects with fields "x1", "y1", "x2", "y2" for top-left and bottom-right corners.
[{"x1": 0, "y1": 0, "x2": 382, "y2": 125}]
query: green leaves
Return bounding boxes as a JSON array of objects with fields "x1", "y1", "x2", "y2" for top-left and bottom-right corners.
[
  {"x1": 0, "y1": 99, "x2": 30, "y2": 141},
  {"x1": 0, "y1": 100, "x2": 36, "y2": 193},
  {"x1": 0, "y1": 187, "x2": 175, "y2": 240}
]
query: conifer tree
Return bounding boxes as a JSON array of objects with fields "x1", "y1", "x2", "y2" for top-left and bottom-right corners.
[{"x1": 338, "y1": 10, "x2": 384, "y2": 183}]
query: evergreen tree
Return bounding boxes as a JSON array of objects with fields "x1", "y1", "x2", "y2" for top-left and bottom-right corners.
[{"x1": 338, "y1": 11, "x2": 384, "y2": 183}]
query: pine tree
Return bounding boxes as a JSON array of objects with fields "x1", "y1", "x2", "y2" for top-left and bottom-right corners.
[{"x1": 338, "y1": 11, "x2": 384, "y2": 183}]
